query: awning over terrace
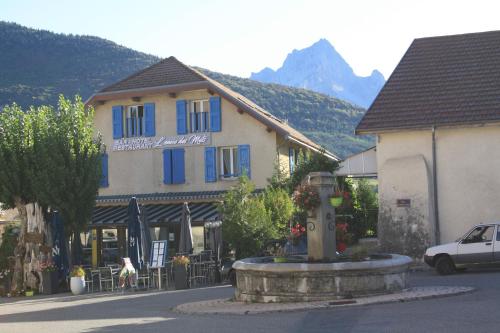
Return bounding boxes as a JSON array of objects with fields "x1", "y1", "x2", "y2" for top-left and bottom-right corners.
[{"x1": 91, "y1": 202, "x2": 220, "y2": 228}]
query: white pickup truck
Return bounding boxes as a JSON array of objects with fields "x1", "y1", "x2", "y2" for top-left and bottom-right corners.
[{"x1": 424, "y1": 223, "x2": 500, "y2": 275}]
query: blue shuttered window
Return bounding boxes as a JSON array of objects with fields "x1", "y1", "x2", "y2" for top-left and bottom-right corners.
[
  {"x1": 163, "y1": 148, "x2": 185, "y2": 184},
  {"x1": 289, "y1": 148, "x2": 295, "y2": 174},
  {"x1": 238, "y1": 144, "x2": 251, "y2": 179},
  {"x1": 176, "y1": 100, "x2": 188, "y2": 134},
  {"x1": 144, "y1": 103, "x2": 156, "y2": 137},
  {"x1": 205, "y1": 147, "x2": 217, "y2": 182},
  {"x1": 100, "y1": 153, "x2": 109, "y2": 188},
  {"x1": 209, "y1": 96, "x2": 221, "y2": 132},
  {"x1": 112, "y1": 106, "x2": 123, "y2": 139}
]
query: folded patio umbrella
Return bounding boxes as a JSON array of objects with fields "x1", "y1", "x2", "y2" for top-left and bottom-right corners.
[
  {"x1": 139, "y1": 205, "x2": 152, "y2": 267},
  {"x1": 178, "y1": 202, "x2": 193, "y2": 254},
  {"x1": 51, "y1": 211, "x2": 69, "y2": 279},
  {"x1": 127, "y1": 197, "x2": 143, "y2": 270}
]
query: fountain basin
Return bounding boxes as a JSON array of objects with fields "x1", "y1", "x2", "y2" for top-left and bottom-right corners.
[{"x1": 233, "y1": 254, "x2": 412, "y2": 303}]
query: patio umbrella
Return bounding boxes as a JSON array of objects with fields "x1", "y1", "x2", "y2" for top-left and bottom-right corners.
[
  {"x1": 51, "y1": 211, "x2": 69, "y2": 279},
  {"x1": 71, "y1": 231, "x2": 83, "y2": 265},
  {"x1": 178, "y1": 202, "x2": 193, "y2": 254},
  {"x1": 127, "y1": 197, "x2": 143, "y2": 270},
  {"x1": 140, "y1": 205, "x2": 152, "y2": 267}
]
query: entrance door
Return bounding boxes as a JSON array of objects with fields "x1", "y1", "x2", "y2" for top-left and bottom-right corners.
[{"x1": 456, "y1": 225, "x2": 495, "y2": 265}]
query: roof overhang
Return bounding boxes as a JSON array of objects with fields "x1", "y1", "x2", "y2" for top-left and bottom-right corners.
[
  {"x1": 85, "y1": 81, "x2": 210, "y2": 106},
  {"x1": 356, "y1": 120, "x2": 500, "y2": 135},
  {"x1": 285, "y1": 135, "x2": 339, "y2": 161}
]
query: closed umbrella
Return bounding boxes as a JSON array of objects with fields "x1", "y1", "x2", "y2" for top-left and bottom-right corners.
[
  {"x1": 140, "y1": 205, "x2": 152, "y2": 267},
  {"x1": 127, "y1": 197, "x2": 143, "y2": 270},
  {"x1": 178, "y1": 202, "x2": 193, "y2": 254},
  {"x1": 51, "y1": 211, "x2": 69, "y2": 279}
]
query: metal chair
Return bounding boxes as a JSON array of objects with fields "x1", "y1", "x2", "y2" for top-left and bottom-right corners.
[
  {"x1": 84, "y1": 268, "x2": 96, "y2": 293},
  {"x1": 137, "y1": 267, "x2": 151, "y2": 289},
  {"x1": 98, "y1": 267, "x2": 115, "y2": 291}
]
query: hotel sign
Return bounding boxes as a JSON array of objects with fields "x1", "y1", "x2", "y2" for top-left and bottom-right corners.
[{"x1": 112, "y1": 133, "x2": 211, "y2": 151}]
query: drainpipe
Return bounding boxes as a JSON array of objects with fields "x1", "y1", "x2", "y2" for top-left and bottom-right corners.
[{"x1": 432, "y1": 126, "x2": 440, "y2": 245}]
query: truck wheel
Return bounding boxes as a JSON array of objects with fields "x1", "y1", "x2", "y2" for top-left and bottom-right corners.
[{"x1": 435, "y1": 256, "x2": 455, "y2": 275}]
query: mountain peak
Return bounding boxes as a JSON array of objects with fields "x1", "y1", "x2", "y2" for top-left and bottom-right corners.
[{"x1": 250, "y1": 39, "x2": 385, "y2": 108}]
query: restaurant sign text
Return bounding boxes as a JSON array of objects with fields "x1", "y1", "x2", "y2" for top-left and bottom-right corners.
[{"x1": 113, "y1": 133, "x2": 211, "y2": 151}]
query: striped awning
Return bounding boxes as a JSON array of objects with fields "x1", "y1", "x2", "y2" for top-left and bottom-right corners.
[{"x1": 91, "y1": 202, "x2": 220, "y2": 227}]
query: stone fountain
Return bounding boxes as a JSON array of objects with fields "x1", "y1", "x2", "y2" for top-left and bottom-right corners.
[{"x1": 233, "y1": 172, "x2": 412, "y2": 303}]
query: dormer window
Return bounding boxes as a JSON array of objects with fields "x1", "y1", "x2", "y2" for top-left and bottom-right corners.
[{"x1": 189, "y1": 100, "x2": 209, "y2": 133}]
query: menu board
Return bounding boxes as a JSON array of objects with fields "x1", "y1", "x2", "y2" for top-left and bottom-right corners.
[{"x1": 149, "y1": 240, "x2": 168, "y2": 268}]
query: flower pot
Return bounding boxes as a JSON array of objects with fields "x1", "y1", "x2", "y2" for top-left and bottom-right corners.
[
  {"x1": 273, "y1": 257, "x2": 288, "y2": 263},
  {"x1": 25, "y1": 290, "x2": 34, "y2": 297},
  {"x1": 70, "y1": 276, "x2": 86, "y2": 295},
  {"x1": 42, "y1": 271, "x2": 59, "y2": 294},
  {"x1": 337, "y1": 242, "x2": 347, "y2": 253},
  {"x1": 174, "y1": 265, "x2": 188, "y2": 290},
  {"x1": 330, "y1": 197, "x2": 343, "y2": 207}
]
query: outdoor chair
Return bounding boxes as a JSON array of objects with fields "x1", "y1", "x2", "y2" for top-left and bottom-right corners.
[
  {"x1": 84, "y1": 268, "x2": 97, "y2": 293},
  {"x1": 137, "y1": 267, "x2": 151, "y2": 289},
  {"x1": 98, "y1": 267, "x2": 115, "y2": 291}
]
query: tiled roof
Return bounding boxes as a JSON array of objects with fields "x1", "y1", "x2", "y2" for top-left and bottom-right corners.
[
  {"x1": 100, "y1": 57, "x2": 206, "y2": 92},
  {"x1": 90, "y1": 57, "x2": 338, "y2": 160},
  {"x1": 356, "y1": 30, "x2": 500, "y2": 133}
]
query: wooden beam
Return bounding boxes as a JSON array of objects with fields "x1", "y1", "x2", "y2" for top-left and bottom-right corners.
[
  {"x1": 266, "y1": 127, "x2": 273, "y2": 133},
  {"x1": 98, "y1": 100, "x2": 106, "y2": 105},
  {"x1": 131, "y1": 96, "x2": 141, "y2": 102},
  {"x1": 169, "y1": 92, "x2": 177, "y2": 98},
  {"x1": 207, "y1": 89, "x2": 215, "y2": 96},
  {"x1": 237, "y1": 109, "x2": 244, "y2": 114}
]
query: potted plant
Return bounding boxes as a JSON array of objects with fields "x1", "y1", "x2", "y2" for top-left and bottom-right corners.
[
  {"x1": 172, "y1": 256, "x2": 190, "y2": 290},
  {"x1": 292, "y1": 185, "x2": 321, "y2": 213},
  {"x1": 330, "y1": 190, "x2": 350, "y2": 208},
  {"x1": 40, "y1": 261, "x2": 58, "y2": 294},
  {"x1": 70, "y1": 266, "x2": 86, "y2": 295},
  {"x1": 336, "y1": 223, "x2": 352, "y2": 253}
]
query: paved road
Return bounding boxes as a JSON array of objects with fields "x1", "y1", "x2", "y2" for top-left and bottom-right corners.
[{"x1": 1, "y1": 268, "x2": 500, "y2": 333}]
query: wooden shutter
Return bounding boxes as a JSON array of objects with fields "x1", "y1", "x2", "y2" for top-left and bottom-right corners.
[
  {"x1": 289, "y1": 148, "x2": 295, "y2": 174},
  {"x1": 144, "y1": 103, "x2": 156, "y2": 137},
  {"x1": 204, "y1": 147, "x2": 217, "y2": 183},
  {"x1": 112, "y1": 106, "x2": 123, "y2": 139},
  {"x1": 176, "y1": 100, "x2": 187, "y2": 134},
  {"x1": 238, "y1": 145, "x2": 251, "y2": 179},
  {"x1": 172, "y1": 148, "x2": 185, "y2": 184},
  {"x1": 163, "y1": 149, "x2": 172, "y2": 184},
  {"x1": 209, "y1": 96, "x2": 221, "y2": 132},
  {"x1": 100, "y1": 153, "x2": 109, "y2": 188}
]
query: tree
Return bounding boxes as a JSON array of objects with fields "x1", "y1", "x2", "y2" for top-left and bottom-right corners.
[
  {"x1": 219, "y1": 176, "x2": 278, "y2": 259},
  {"x1": 33, "y1": 96, "x2": 103, "y2": 264},
  {"x1": 0, "y1": 95, "x2": 103, "y2": 292},
  {"x1": 261, "y1": 186, "x2": 294, "y2": 236},
  {"x1": 0, "y1": 103, "x2": 40, "y2": 292}
]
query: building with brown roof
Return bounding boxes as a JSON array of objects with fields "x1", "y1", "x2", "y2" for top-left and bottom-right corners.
[
  {"x1": 356, "y1": 30, "x2": 500, "y2": 257},
  {"x1": 85, "y1": 57, "x2": 336, "y2": 266}
]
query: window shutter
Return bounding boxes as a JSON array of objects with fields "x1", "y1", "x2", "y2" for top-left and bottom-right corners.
[
  {"x1": 209, "y1": 96, "x2": 221, "y2": 132},
  {"x1": 100, "y1": 153, "x2": 109, "y2": 188},
  {"x1": 112, "y1": 106, "x2": 123, "y2": 139},
  {"x1": 172, "y1": 148, "x2": 185, "y2": 184},
  {"x1": 289, "y1": 148, "x2": 295, "y2": 174},
  {"x1": 176, "y1": 100, "x2": 187, "y2": 134},
  {"x1": 144, "y1": 103, "x2": 156, "y2": 137},
  {"x1": 204, "y1": 147, "x2": 217, "y2": 182},
  {"x1": 238, "y1": 144, "x2": 251, "y2": 179},
  {"x1": 163, "y1": 149, "x2": 173, "y2": 184}
]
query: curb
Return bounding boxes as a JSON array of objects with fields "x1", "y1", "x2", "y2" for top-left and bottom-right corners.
[{"x1": 174, "y1": 286, "x2": 475, "y2": 315}]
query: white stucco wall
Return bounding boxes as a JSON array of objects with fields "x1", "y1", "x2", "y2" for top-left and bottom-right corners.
[{"x1": 377, "y1": 123, "x2": 500, "y2": 255}]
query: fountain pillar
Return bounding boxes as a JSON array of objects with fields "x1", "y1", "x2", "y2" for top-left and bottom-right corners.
[{"x1": 306, "y1": 172, "x2": 336, "y2": 261}]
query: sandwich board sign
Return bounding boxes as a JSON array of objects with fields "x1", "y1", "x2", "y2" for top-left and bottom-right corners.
[{"x1": 149, "y1": 240, "x2": 168, "y2": 289}]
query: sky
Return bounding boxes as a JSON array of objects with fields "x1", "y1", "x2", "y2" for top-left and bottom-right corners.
[{"x1": 2, "y1": 0, "x2": 500, "y2": 79}]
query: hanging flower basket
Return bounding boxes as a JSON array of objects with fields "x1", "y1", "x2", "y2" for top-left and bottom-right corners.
[
  {"x1": 292, "y1": 185, "x2": 321, "y2": 211},
  {"x1": 329, "y1": 197, "x2": 343, "y2": 207}
]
